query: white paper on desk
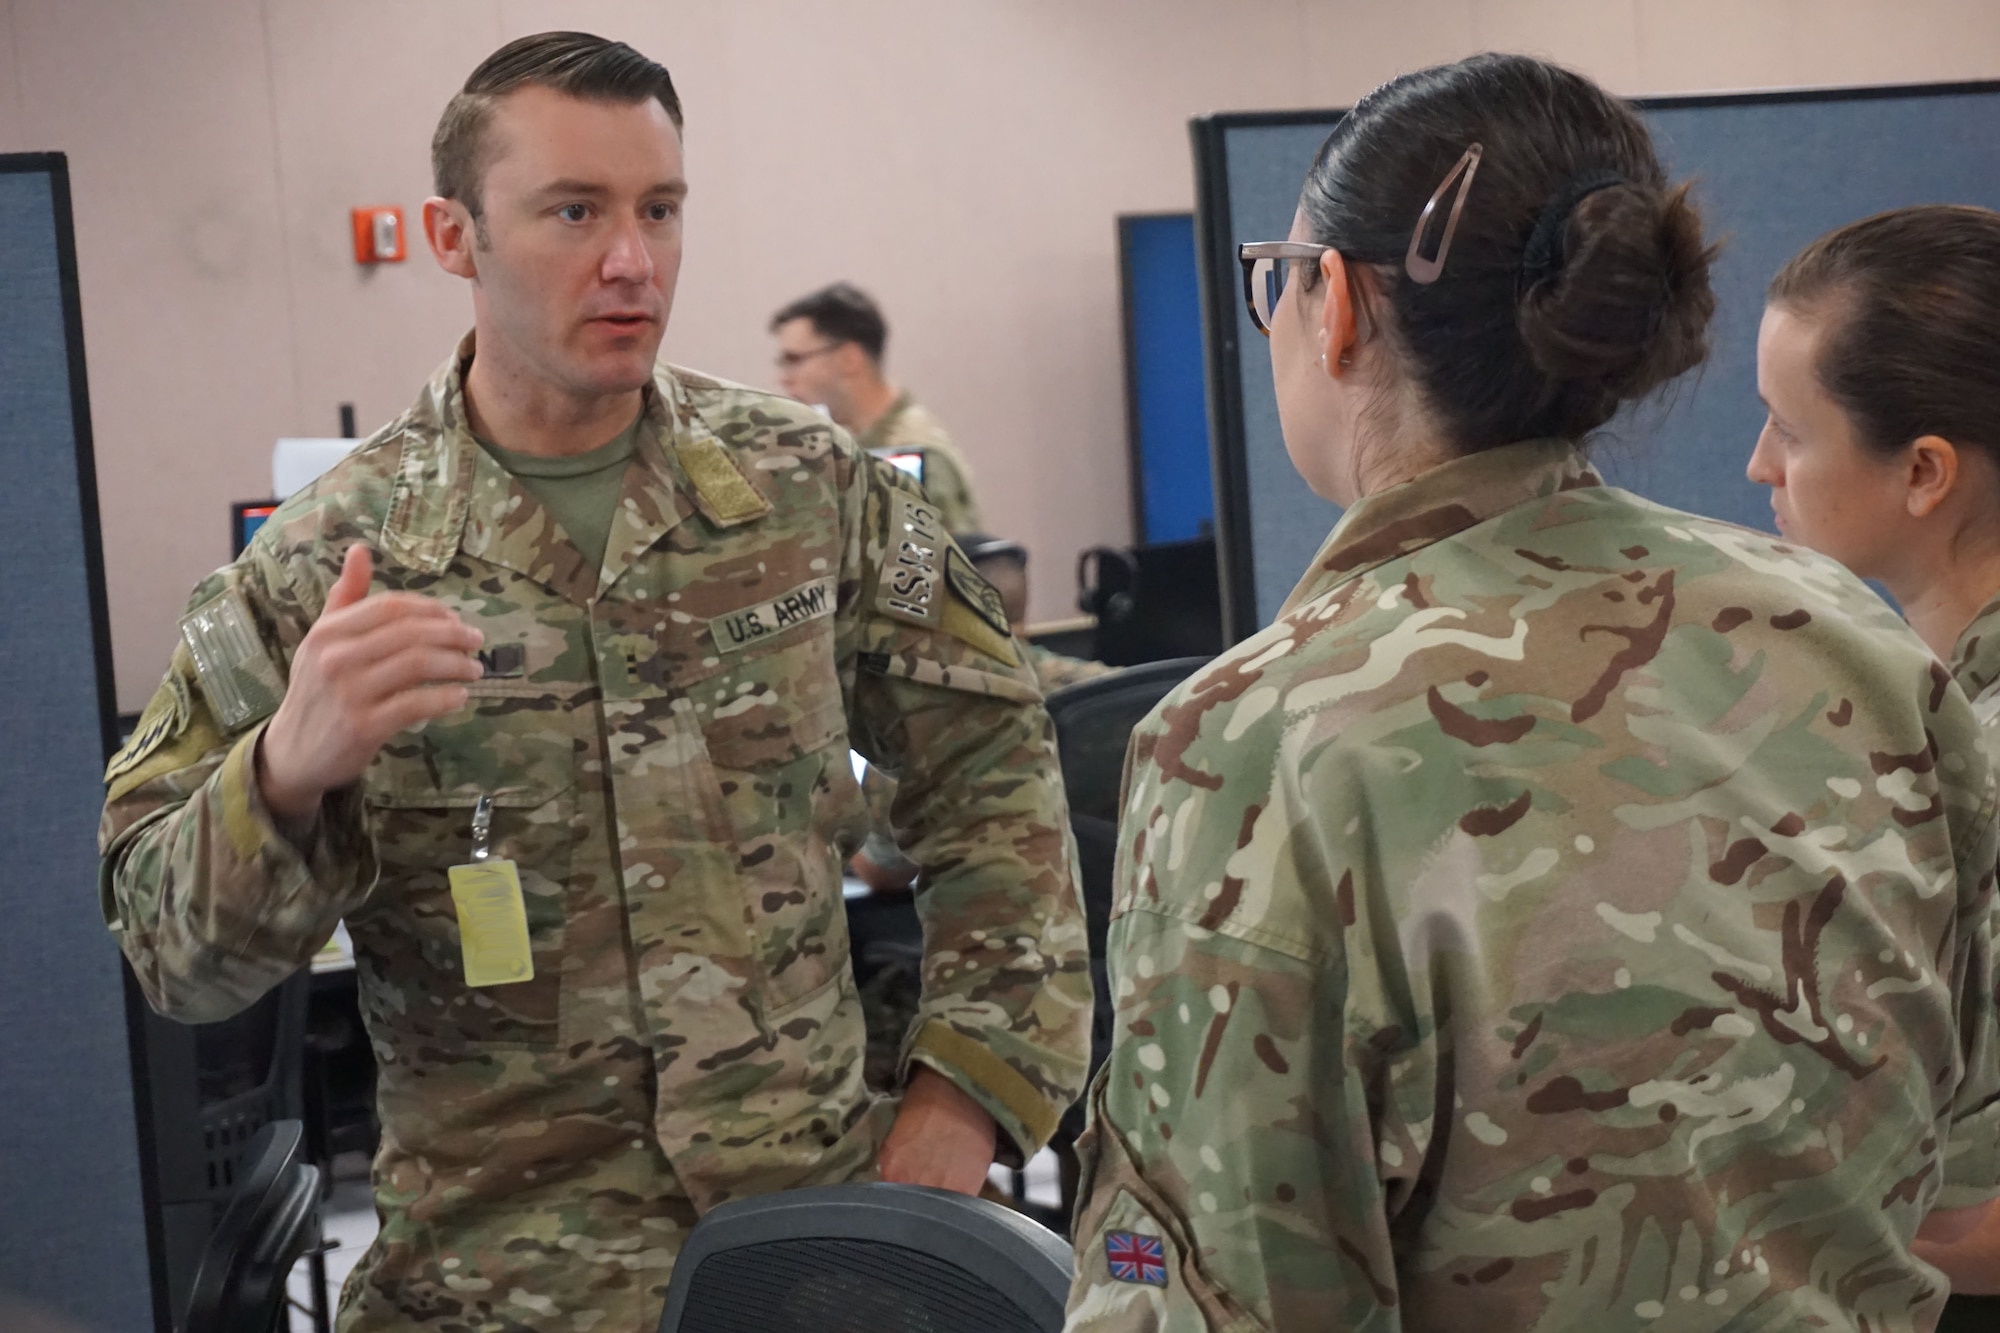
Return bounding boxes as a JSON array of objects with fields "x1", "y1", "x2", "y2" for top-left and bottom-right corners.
[{"x1": 273, "y1": 437, "x2": 361, "y2": 499}]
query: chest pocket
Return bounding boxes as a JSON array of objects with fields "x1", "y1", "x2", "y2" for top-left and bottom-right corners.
[
  {"x1": 695, "y1": 633, "x2": 863, "y2": 1013},
  {"x1": 352, "y1": 683, "x2": 579, "y2": 1048}
]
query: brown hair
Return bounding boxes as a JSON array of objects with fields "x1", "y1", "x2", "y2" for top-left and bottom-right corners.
[
  {"x1": 432, "y1": 31, "x2": 683, "y2": 221},
  {"x1": 1297, "y1": 53, "x2": 1717, "y2": 451},
  {"x1": 1768, "y1": 205, "x2": 2000, "y2": 463},
  {"x1": 770, "y1": 283, "x2": 888, "y2": 362}
]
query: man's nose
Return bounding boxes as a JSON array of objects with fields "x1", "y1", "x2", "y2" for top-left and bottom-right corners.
[{"x1": 602, "y1": 218, "x2": 655, "y2": 284}]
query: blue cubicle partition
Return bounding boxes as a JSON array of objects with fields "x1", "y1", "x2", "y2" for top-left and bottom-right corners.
[
  {"x1": 1117, "y1": 212, "x2": 1214, "y2": 543},
  {"x1": 1192, "y1": 81, "x2": 2000, "y2": 641},
  {"x1": 0, "y1": 154, "x2": 158, "y2": 1330}
]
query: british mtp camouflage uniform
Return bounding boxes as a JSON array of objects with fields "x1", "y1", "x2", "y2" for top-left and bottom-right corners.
[
  {"x1": 101, "y1": 339, "x2": 1092, "y2": 1333},
  {"x1": 1065, "y1": 439, "x2": 2000, "y2": 1332},
  {"x1": 856, "y1": 390, "x2": 982, "y2": 534},
  {"x1": 1952, "y1": 591, "x2": 2000, "y2": 764}
]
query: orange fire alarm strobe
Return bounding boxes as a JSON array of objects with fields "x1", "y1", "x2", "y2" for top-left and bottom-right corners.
[{"x1": 351, "y1": 206, "x2": 406, "y2": 263}]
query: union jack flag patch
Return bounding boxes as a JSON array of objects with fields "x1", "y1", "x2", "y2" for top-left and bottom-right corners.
[{"x1": 1105, "y1": 1230, "x2": 1168, "y2": 1286}]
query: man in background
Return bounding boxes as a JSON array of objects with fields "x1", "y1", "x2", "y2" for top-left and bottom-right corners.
[{"x1": 770, "y1": 282, "x2": 983, "y2": 531}]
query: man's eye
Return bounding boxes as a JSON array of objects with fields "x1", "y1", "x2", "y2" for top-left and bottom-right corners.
[
  {"x1": 557, "y1": 203, "x2": 590, "y2": 223},
  {"x1": 647, "y1": 202, "x2": 679, "y2": 222}
]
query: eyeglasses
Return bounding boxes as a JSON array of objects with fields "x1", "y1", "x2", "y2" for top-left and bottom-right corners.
[
  {"x1": 1237, "y1": 142, "x2": 1487, "y2": 338},
  {"x1": 774, "y1": 342, "x2": 842, "y2": 370},
  {"x1": 1239, "y1": 242, "x2": 1336, "y2": 337}
]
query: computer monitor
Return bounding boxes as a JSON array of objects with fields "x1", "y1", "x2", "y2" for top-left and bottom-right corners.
[
  {"x1": 231, "y1": 500, "x2": 279, "y2": 557},
  {"x1": 875, "y1": 448, "x2": 926, "y2": 489}
]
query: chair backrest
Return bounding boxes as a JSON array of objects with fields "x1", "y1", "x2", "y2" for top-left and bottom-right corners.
[
  {"x1": 1043, "y1": 657, "x2": 1209, "y2": 1151},
  {"x1": 655, "y1": 1183, "x2": 1073, "y2": 1333},
  {"x1": 1044, "y1": 657, "x2": 1210, "y2": 829},
  {"x1": 141, "y1": 970, "x2": 315, "y2": 1318},
  {"x1": 182, "y1": 1119, "x2": 321, "y2": 1333}
]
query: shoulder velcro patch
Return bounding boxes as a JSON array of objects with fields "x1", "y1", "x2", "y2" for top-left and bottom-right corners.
[
  {"x1": 941, "y1": 549, "x2": 1019, "y2": 666},
  {"x1": 875, "y1": 490, "x2": 946, "y2": 628},
  {"x1": 180, "y1": 587, "x2": 285, "y2": 733},
  {"x1": 105, "y1": 648, "x2": 225, "y2": 801},
  {"x1": 947, "y1": 548, "x2": 1011, "y2": 638},
  {"x1": 677, "y1": 433, "x2": 773, "y2": 526}
]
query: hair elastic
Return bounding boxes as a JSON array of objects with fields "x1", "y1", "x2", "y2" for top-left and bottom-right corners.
[{"x1": 1518, "y1": 169, "x2": 1627, "y2": 295}]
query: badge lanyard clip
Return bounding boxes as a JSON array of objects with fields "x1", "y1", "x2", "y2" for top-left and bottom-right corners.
[{"x1": 470, "y1": 794, "x2": 494, "y2": 864}]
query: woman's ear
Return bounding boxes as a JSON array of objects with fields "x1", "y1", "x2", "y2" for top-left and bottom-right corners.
[
  {"x1": 1317, "y1": 250, "x2": 1359, "y2": 380},
  {"x1": 1905, "y1": 435, "x2": 1960, "y2": 518}
]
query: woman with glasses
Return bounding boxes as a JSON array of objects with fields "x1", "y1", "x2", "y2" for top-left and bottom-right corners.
[
  {"x1": 1746, "y1": 205, "x2": 2000, "y2": 1331},
  {"x1": 1063, "y1": 53, "x2": 2000, "y2": 1332}
]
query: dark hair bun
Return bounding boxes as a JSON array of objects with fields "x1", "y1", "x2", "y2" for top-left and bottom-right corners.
[
  {"x1": 1517, "y1": 181, "x2": 1716, "y2": 405},
  {"x1": 1297, "y1": 54, "x2": 1722, "y2": 449}
]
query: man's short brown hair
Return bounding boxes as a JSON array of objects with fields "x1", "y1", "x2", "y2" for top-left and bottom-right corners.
[{"x1": 432, "y1": 31, "x2": 683, "y2": 221}]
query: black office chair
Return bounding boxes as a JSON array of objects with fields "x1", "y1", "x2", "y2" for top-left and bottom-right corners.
[
  {"x1": 183, "y1": 1120, "x2": 323, "y2": 1333},
  {"x1": 1042, "y1": 657, "x2": 1210, "y2": 1215},
  {"x1": 137, "y1": 969, "x2": 332, "y2": 1331},
  {"x1": 655, "y1": 1182, "x2": 1072, "y2": 1333}
]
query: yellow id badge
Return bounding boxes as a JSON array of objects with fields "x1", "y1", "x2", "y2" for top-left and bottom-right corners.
[{"x1": 447, "y1": 859, "x2": 535, "y2": 987}]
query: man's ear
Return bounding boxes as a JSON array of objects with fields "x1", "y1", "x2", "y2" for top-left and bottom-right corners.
[
  {"x1": 1906, "y1": 434, "x2": 1961, "y2": 518},
  {"x1": 424, "y1": 197, "x2": 478, "y2": 280},
  {"x1": 1316, "y1": 249, "x2": 1360, "y2": 380}
]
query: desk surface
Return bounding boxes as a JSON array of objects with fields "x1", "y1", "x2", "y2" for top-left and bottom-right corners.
[{"x1": 308, "y1": 879, "x2": 880, "y2": 976}]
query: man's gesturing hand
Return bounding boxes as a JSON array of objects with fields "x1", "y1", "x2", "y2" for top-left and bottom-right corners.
[{"x1": 256, "y1": 545, "x2": 484, "y2": 823}]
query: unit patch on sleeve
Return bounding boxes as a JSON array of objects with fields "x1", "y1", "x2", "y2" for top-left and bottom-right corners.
[
  {"x1": 709, "y1": 577, "x2": 837, "y2": 653},
  {"x1": 1104, "y1": 1231, "x2": 1169, "y2": 1287},
  {"x1": 875, "y1": 490, "x2": 945, "y2": 629},
  {"x1": 104, "y1": 666, "x2": 191, "y2": 786},
  {"x1": 947, "y1": 548, "x2": 1012, "y2": 638},
  {"x1": 179, "y1": 587, "x2": 285, "y2": 732}
]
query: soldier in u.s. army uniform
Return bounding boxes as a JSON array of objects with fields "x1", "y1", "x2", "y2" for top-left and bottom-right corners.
[{"x1": 99, "y1": 32, "x2": 1089, "y2": 1333}]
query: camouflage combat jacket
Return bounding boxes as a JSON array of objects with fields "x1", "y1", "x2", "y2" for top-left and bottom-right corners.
[
  {"x1": 1952, "y1": 592, "x2": 2000, "y2": 756},
  {"x1": 856, "y1": 390, "x2": 982, "y2": 534},
  {"x1": 100, "y1": 344, "x2": 1091, "y2": 1333},
  {"x1": 1065, "y1": 440, "x2": 2000, "y2": 1332}
]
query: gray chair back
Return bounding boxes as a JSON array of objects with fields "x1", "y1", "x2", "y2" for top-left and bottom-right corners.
[{"x1": 656, "y1": 1183, "x2": 1072, "y2": 1333}]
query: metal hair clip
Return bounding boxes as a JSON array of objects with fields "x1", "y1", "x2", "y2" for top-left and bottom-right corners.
[{"x1": 1404, "y1": 144, "x2": 1484, "y2": 285}]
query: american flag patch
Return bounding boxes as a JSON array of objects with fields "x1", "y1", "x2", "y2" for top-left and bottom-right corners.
[{"x1": 1105, "y1": 1230, "x2": 1168, "y2": 1286}]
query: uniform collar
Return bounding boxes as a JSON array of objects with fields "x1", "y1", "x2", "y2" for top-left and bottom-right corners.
[
  {"x1": 379, "y1": 333, "x2": 770, "y2": 602},
  {"x1": 1276, "y1": 438, "x2": 1602, "y2": 617},
  {"x1": 1949, "y1": 586, "x2": 2000, "y2": 703},
  {"x1": 854, "y1": 389, "x2": 913, "y2": 452}
]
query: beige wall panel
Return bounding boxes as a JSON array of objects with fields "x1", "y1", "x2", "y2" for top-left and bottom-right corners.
[
  {"x1": 261, "y1": 0, "x2": 503, "y2": 443},
  {"x1": 1300, "y1": 0, "x2": 1479, "y2": 106},
  {"x1": 1634, "y1": 0, "x2": 1799, "y2": 94},
  {"x1": 0, "y1": 6, "x2": 25, "y2": 152},
  {"x1": 1472, "y1": 0, "x2": 1644, "y2": 89},
  {"x1": 1783, "y1": 0, "x2": 2000, "y2": 86},
  {"x1": 13, "y1": 0, "x2": 299, "y2": 706}
]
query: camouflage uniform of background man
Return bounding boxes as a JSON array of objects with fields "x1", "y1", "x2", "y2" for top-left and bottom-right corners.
[
  {"x1": 98, "y1": 32, "x2": 1090, "y2": 1333},
  {"x1": 770, "y1": 282, "x2": 985, "y2": 533}
]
